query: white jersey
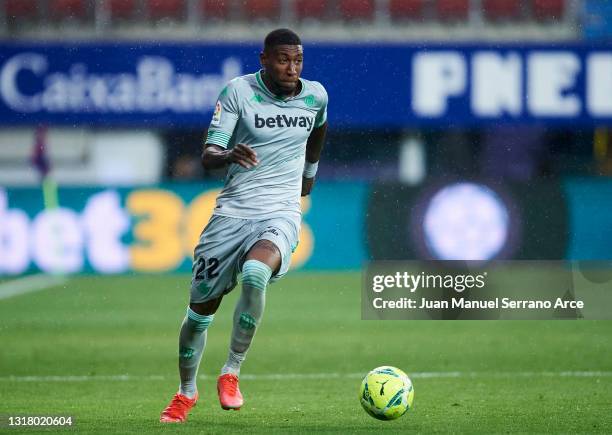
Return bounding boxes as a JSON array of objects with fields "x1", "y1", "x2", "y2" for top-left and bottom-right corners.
[{"x1": 205, "y1": 70, "x2": 328, "y2": 220}]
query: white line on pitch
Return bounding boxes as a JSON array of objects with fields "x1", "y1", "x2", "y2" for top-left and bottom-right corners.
[
  {"x1": 0, "y1": 274, "x2": 68, "y2": 301},
  {"x1": 1, "y1": 371, "x2": 611, "y2": 383}
]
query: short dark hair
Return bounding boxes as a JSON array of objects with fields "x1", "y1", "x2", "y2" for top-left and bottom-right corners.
[{"x1": 264, "y1": 28, "x2": 301, "y2": 50}]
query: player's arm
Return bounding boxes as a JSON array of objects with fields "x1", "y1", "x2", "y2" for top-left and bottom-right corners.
[
  {"x1": 201, "y1": 80, "x2": 259, "y2": 170},
  {"x1": 202, "y1": 143, "x2": 259, "y2": 170},
  {"x1": 301, "y1": 121, "x2": 327, "y2": 197}
]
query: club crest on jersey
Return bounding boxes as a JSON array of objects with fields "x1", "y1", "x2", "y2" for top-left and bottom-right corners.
[
  {"x1": 254, "y1": 114, "x2": 314, "y2": 131},
  {"x1": 211, "y1": 101, "x2": 222, "y2": 126}
]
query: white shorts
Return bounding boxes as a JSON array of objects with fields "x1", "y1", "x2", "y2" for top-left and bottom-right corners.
[{"x1": 189, "y1": 214, "x2": 300, "y2": 304}]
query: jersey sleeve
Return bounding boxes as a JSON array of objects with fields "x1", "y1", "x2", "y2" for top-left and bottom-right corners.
[
  {"x1": 205, "y1": 80, "x2": 241, "y2": 149},
  {"x1": 314, "y1": 84, "x2": 328, "y2": 128}
]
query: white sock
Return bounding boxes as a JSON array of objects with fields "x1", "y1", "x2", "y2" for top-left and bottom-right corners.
[
  {"x1": 221, "y1": 260, "x2": 271, "y2": 376},
  {"x1": 178, "y1": 307, "x2": 214, "y2": 398}
]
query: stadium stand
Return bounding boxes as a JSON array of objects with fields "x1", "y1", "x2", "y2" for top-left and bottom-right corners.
[
  {"x1": 532, "y1": 0, "x2": 565, "y2": 21},
  {"x1": 482, "y1": 0, "x2": 522, "y2": 21},
  {"x1": 436, "y1": 0, "x2": 470, "y2": 21},
  {"x1": 244, "y1": 0, "x2": 281, "y2": 21},
  {"x1": 5, "y1": 0, "x2": 39, "y2": 22},
  {"x1": 388, "y1": 0, "x2": 425, "y2": 21},
  {"x1": 107, "y1": 0, "x2": 139, "y2": 20},
  {"x1": 294, "y1": 0, "x2": 328, "y2": 21},
  {"x1": 200, "y1": 0, "x2": 231, "y2": 21},
  {"x1": 339, "y1": 0, "x2": 375, "y2": 21},
  {"x1": 0, "y1": 129, "x2": 164, "y2": 186},
  {"x1": 49, "y1": 0, "x2": 88, "y2": 21},
  {"x1": 146, "y1": 0, "x2": 186, "y2": 20},
  {"x1": 0, "y1": 0, "x2": 580, "y2": 41}
]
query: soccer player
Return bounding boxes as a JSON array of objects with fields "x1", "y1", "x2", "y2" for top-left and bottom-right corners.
[{"x1": 160, "y1": 28, "x2": 328, "y2": 423}]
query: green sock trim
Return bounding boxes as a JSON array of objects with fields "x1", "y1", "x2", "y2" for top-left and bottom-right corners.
[
  {"x1": 187, "y1": 307, "x2": 214, "y2": 332},
  {"x1": 242, "y1": 260, "x2": 272, "y2": 291}
]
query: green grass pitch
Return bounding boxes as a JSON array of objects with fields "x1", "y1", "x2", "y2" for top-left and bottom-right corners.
[{"x1": 1, "y1": 272, "x2": 611, "y2": 433}]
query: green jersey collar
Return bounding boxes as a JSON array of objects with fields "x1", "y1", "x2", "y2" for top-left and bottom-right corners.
[{"x1": 256, "y1": 70, "x2": 304, "y2": 102}]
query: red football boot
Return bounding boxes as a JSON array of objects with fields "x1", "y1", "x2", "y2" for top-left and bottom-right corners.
[
  {"x1": 217, "y1": 373, "x2": 243, "y2": 410},
  {"x1": 160, "y1": 392, "x2": 198, "y2": 423}
]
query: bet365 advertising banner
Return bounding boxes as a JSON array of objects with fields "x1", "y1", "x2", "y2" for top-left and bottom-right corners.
[
  {"x1": 0, "y1": 42, "x2": 611, "y2": 127},
  {"x1": 2, "y1": 179, "x2": 612, "y2": 275},
  {"x1": 0, "y1": 182, "x2": 367, "y2": 275}
]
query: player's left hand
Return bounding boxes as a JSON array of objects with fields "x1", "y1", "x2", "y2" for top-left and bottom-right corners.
[{"x1": 301, "y1": 176, "x2": 315, "y2": 197}]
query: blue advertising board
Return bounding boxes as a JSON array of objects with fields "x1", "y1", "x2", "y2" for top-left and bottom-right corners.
[
  {"x1": 584, "y1": 0, "x2": 612, "y2": 40},
  {"x1": 564, "y1": 178, "x2": 612, "y2": 259},
  {"x1": 0, "y1": 42, "x2": 611, "y2": 127}
]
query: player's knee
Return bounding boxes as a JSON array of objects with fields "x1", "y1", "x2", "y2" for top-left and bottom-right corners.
[
  {"x1": 186, "y1": 307, "x2": 214, "y2": 333},
  {"x1": 190, "y1": 297, "x2": 222, "y2": 315},
  {"x1": 241, "y1": 259, "x2": 273, "y2": 292},
  {"x1": 247, "y1": 240, "x2": 281, "y2": 274}
]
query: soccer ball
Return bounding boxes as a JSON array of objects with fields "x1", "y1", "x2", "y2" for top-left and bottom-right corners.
[{"x1": 359, "y1": 366, "x2": 414, "y2": 420}]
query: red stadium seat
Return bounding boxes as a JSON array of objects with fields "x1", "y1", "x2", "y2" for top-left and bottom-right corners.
[
  {"x1": 107, "y1": 0, "x2": 138, "y2": 20},
  {"x1": 49, "y1": 0, "x2": 88, "y2": 20},
  {"x1": 244, "y1": 0, "x2": 281, "y2": 21},
  {"x1": 5, "y1": 0, "x2": 39, "y2": 20},
  {"x1": 532, "y1": 0, "x2": 565, "y2": 20},
  {"x1": 146, "y1": 0, "x2": 186, "y2": 20},
  {"x1": 389, "y1": 0, "x2": 425, "y2": 21},
  {"x1": 295, "y1": 0, "x2": 328, "y2": 21},
  {"x1": 200, "y1": 0, "x2": 230, "y2": 20},
  {"x1": 482, "y1": 0, "x2": 522, "y2": 21},
  {"x1": 436, "y1": 0, "x2": 469, "y2": 21},
  {"x1": 340, "y1": 0, "x2": 375, "y2": 21}
]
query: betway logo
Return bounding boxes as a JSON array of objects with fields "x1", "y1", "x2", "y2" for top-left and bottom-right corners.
[{"x1": 254, "y1": 114, "x2": 314, "y2": 131}]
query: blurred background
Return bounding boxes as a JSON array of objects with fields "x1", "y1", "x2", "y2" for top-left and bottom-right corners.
[{"x1": 0, "y1": 0, "x2": 611, "y2": 275}]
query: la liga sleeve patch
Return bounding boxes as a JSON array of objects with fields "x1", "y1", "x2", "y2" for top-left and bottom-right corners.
[{"x1": 211, "y1": 100, "x2": 222, "y2": 126}]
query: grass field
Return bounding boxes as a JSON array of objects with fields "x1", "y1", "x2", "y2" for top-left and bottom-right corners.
[{"x1": 1, "y1": 272, "x2": 611, "y2": 433}]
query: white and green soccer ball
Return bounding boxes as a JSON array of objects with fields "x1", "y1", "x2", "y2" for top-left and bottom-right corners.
[{"x1": 359, "y1": 366, "x2": 414, "y2": 420}]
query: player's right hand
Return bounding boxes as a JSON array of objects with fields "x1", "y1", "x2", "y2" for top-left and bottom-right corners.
[{"x1": 229, "y1": 143, "x2": 259, "y2": 169}]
